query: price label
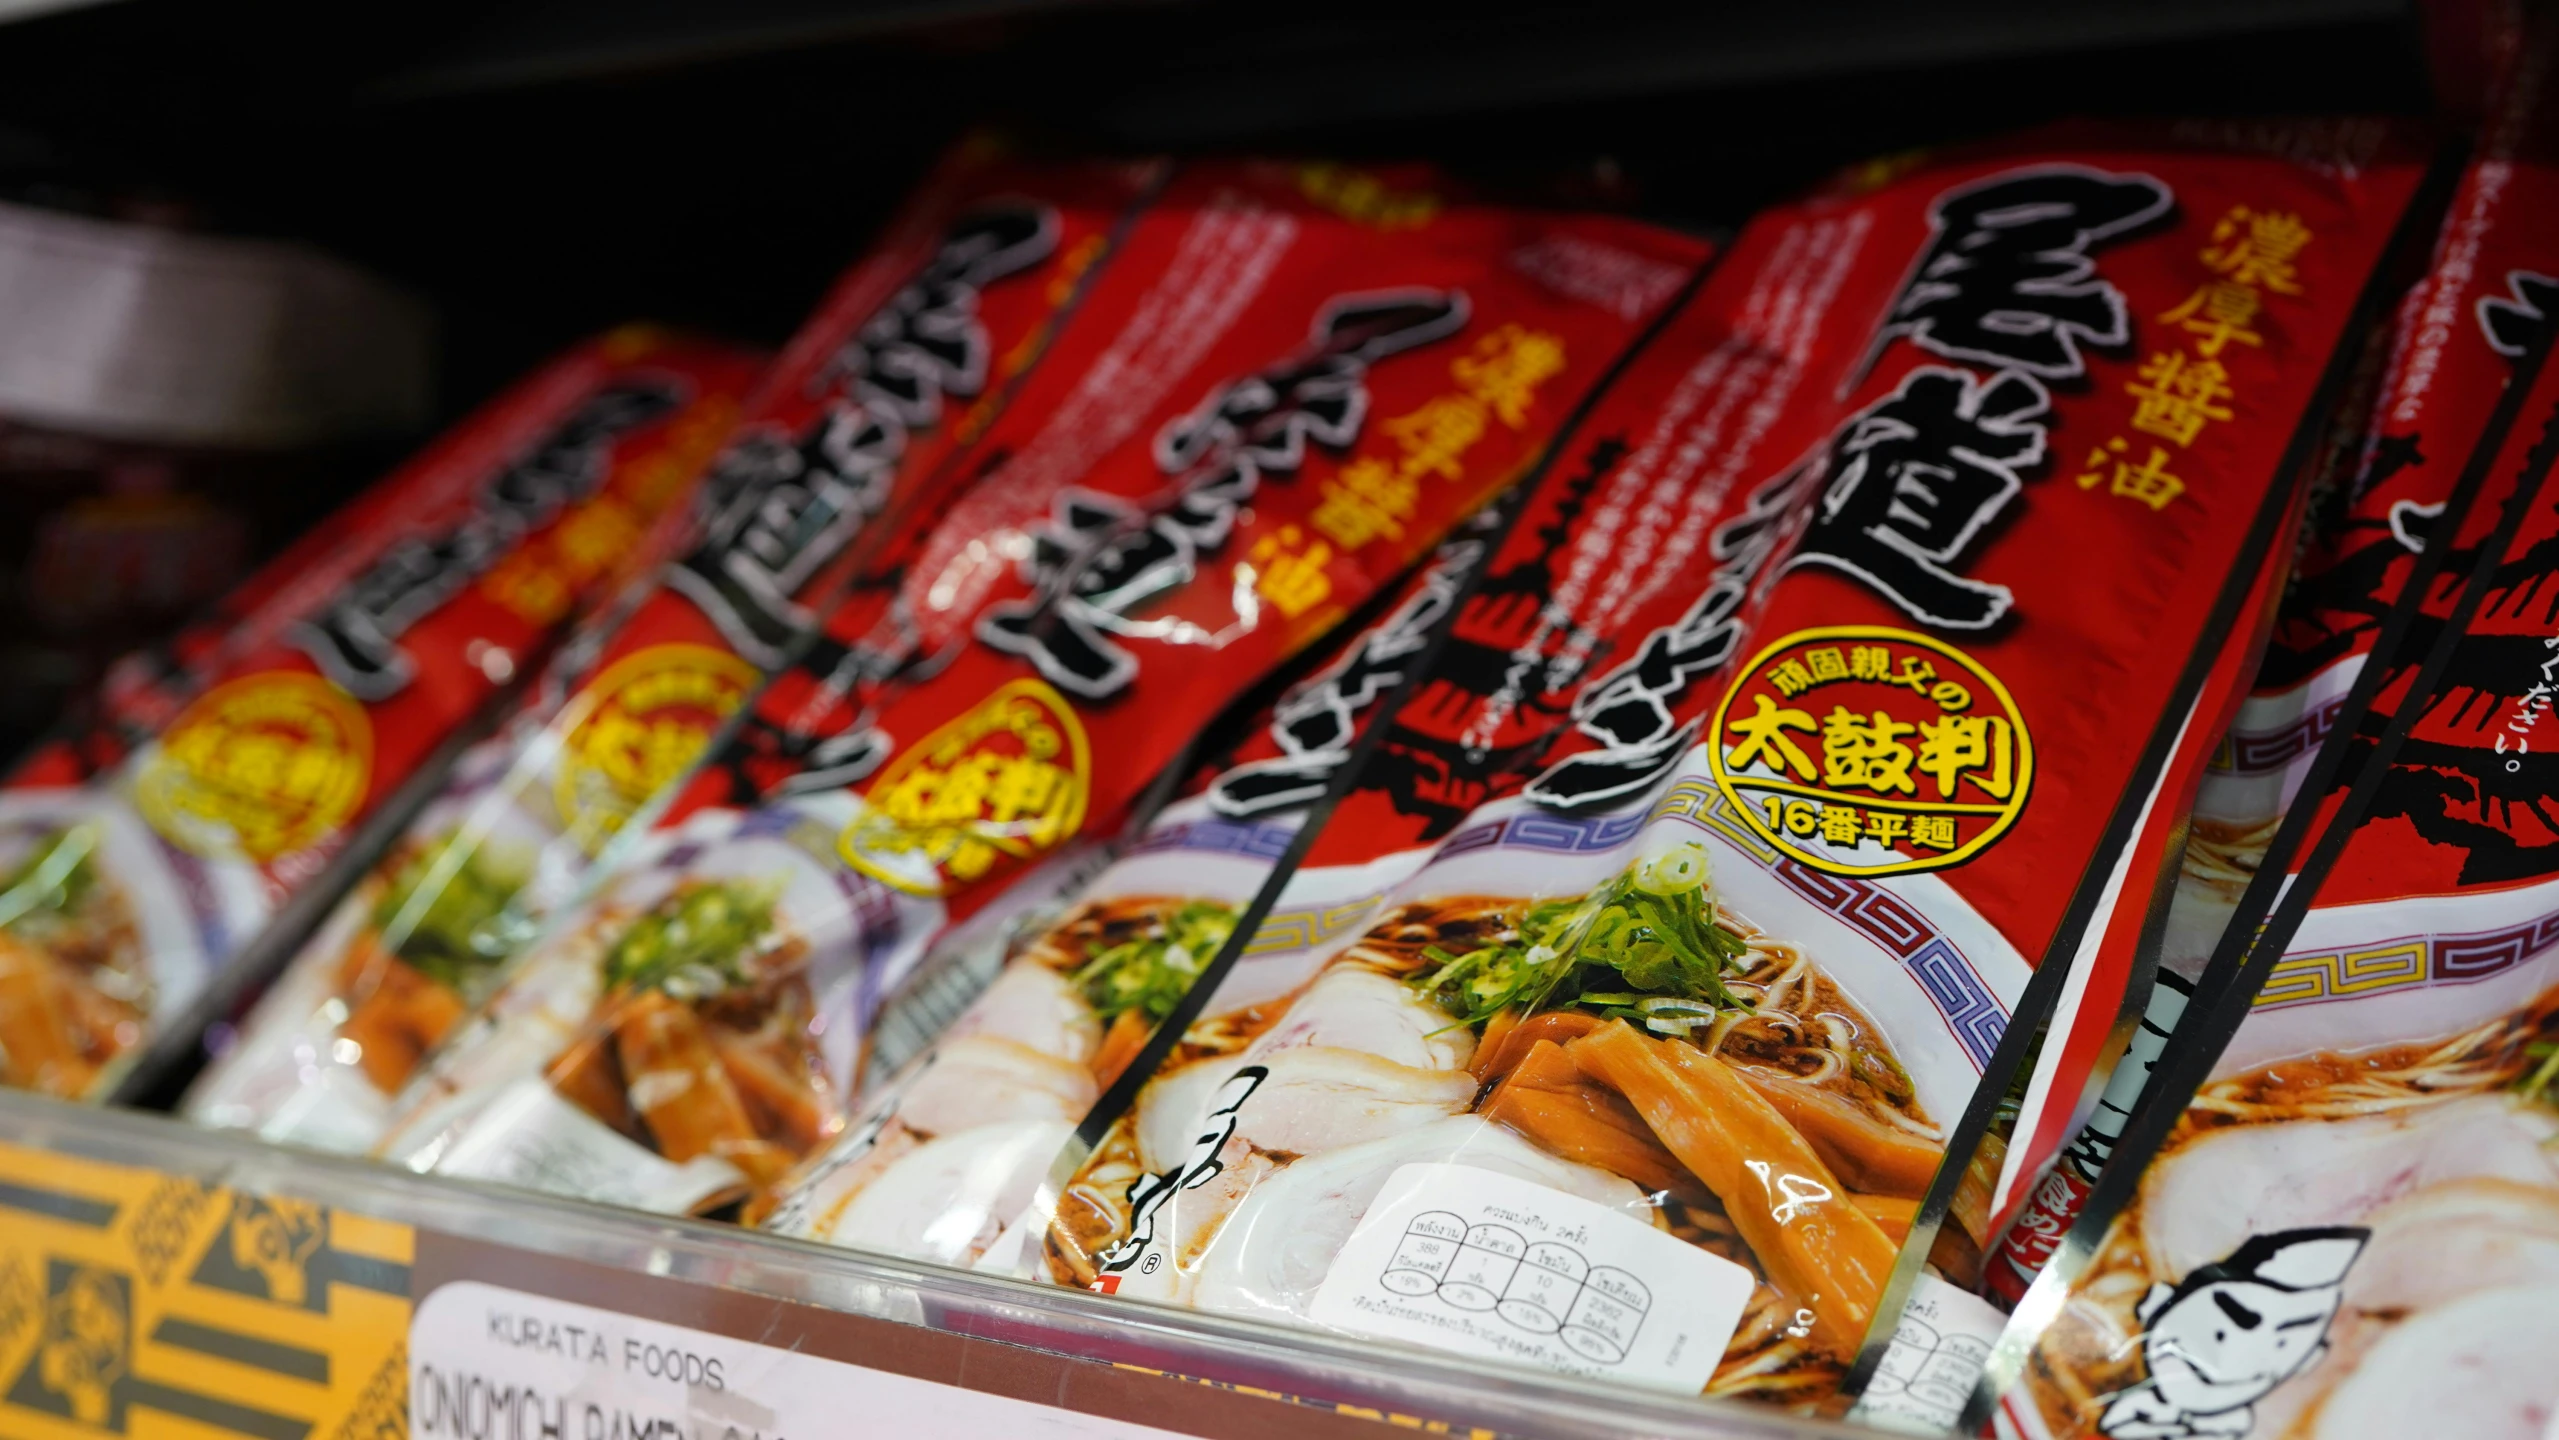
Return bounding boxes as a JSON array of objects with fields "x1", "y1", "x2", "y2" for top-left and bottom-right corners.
[{"x1": 410, "y1": 1282, "x2": 1195, "y2": 1440}]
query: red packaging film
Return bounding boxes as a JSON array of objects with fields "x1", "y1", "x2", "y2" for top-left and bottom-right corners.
[
  {"x1": 365, "y1": 162, "x2": 1712, "y2": 1217},
  {"x1": 1025, "y1": 125, "x2": 2439, "y2": 1420},
  {"x1": 1024, "y1": 175, "x2": 1883, "y2": 1339},
  {"x1": 0, "y1": 328, "x2": 765, "y2": 1101},
  {"x1": 1981, "y1": 41, "x2": 2559, "y2": 1313},
  {"x1": 177, "y1": 147, "x2": 1156, "y2": 1150},
  {"x1": 9, "y1": 330, "x2": 718, "y2": 792},
  {"x1": 1992, "y1": 326, "x2": 2559, "y2": 1440},
  {"x1": 1869, "y1": 329, "x2": 2338, "y2": 1333},
  {"x1": 758, "y1": 519, "x2": 1503, "y2": 1262},
  {"x1": 1973, "y1": 534, "x2": 2295, "y2": 1308},
  {"x1": 14, "y1": 477, "x2": 469, "y2": 788}
]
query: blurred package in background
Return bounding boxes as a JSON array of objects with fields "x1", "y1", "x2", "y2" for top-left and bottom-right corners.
[{"x1": 0, "y1": 180, "x2": 431, "y2": 756}]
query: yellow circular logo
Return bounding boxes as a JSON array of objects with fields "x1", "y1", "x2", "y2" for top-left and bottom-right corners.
[
  {"x1": 137, "y1": 672, "x2": 372, "y2": 862},
  {"x1": 840, "y1": 678, "x2": 1092, "y2": 898},
  {"x1": 1708, "y1": 626, "x2": 2032, "y2": 877},
  {"x1": 556, "y1": 643, "x2": 761, "y2": 853}
]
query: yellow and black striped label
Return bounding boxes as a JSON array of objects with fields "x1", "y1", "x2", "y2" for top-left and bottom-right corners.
[{"x1": 0, "y1": 1140, "x2": 409, "y2": 1440}]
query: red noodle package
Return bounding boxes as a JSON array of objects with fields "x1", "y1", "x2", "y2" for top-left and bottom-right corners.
[
  {"x1": 1978, "y1": 42, "x2": 2559, "y2": 1318},
  {"x1": 759, "y1": 521, "x2": 1502, "y2": 1262},
  {"x1": 1992, "y1": 340, "x2": 2559, "y2": 1440},
  {"x1": 9, "y1": 331, "x2": 732, "y2": 793},
  {"x1": 0, "y1": 328, "x2": 764, "y2": 1100},
  {"x1": 1043, "y1": 124, "x2": 2439, "y2": 1416},
  {"x1": 1967, "y1": 537, "x2": 2295, "y2": 1316},
  {"x1": 14, "y1": 475, "x2": 482, "y2": 788},
  {"x1": 177, "y1": 149, "x2": 1153, "y2": 1150},
  {"x1": 367, "y1": 162, "x2": 1710, "y2": 1217}
]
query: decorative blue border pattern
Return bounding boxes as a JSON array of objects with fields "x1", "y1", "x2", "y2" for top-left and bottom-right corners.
[
  {"x1": 2222, "y1": 695, "x2": 2345, "y2": 775},
  {"x1": 1131, "y1": 818, "x2": 1296, "y2": 862},
  {"x1": 1436, "y1": 810, "x2": 1649, "y2": 860},
  {"x1": 158, "y1": 831, "x2": 229, "y2": 963}
]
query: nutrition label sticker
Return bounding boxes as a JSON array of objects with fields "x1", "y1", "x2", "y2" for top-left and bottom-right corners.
[
  {"x1": 410, "y1": 1281, "x2": 1197, "y2": 1440},
  {"x1": 426, "y1": 1079, "x2": 749, "y2": 1215},
  {"x1": 1853, "y1": 1273, "x2": 2006, "y2": 1435},
  {"x1": 1308, "y1": 1162, "x2": 1752, "y2": 1394}
]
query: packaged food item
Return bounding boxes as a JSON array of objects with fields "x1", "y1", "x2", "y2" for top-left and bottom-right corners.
[
  {"x1": 0, "y1": 437, "x2": 296, "y2": 773},
  {"x1": 0, "y1": 328, "x2": 764, "y2": 1101},
  {"x1": 1047, "y1": 124, "x2": 2439, "y2": 1416},
  {"x1": 1852, "y1": 507, "x2": 2312, "y2": 1430},
  {"x1": 1028, "y1": 192, "x2": 1872, "y2": 1328},
  {"x1": 10, "y1": 399, "x2": 573, "y2": 790},
  {"x1": 759, "y1": 518, "x2": 1503, "y2": 1263},
  {"x1": 369, "y1": 162, "x2": 1712, "y2": 1218},
  {"x1": 1979, "y1": 40, "x2": 2559, "y2": 1311},
  {"x1": 1961, "y1": 535, "x2": 2294, "y2": 1312},
  {"x1": 179, "y1": 147, "x2": 1154, "y2": 1149},
  {"x1": 1991, "y1": 332, "x2": 2559, "y2": 1440}
]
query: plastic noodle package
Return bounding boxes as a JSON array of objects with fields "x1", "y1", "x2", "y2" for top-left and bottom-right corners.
[
  {"x1": 0, "y1": 327, "x2": 765, "y2": 1102},
  {"x1": 15, "y1": 436, "x2": 531, "y2": 790},
  {"x1": 1026, "y1": 122, "x2": 2442, "y2": 1422},
  {"x1": 1989, "y1": 326, "x2": 2559, "y2": 1440},
  {"x1": 1979, "y1": 33, "x2": 2559, "y2": 1314},
  {"x1": 366, "y1": 161, "x2": 1711, "y2": 1217},
  {"x1": 1025, "y1": 173, "x2": 1879, "y2": 1370},
  {"x1": 179, "y1": 144, "x2": 1154, "y2": 1151},
  {"x1": 759, "y1": 514, "x2": 1506, "y2": 1264}
]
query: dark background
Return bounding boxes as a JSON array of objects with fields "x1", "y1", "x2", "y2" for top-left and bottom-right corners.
[{"x1": 0, "y1": 0, "x2": 2438, "y2": 411}]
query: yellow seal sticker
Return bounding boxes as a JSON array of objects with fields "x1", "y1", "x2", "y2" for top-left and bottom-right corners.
[
  {"x1": 839, "y1": 678, "x2": 1091, "y2": 898},
  {"x1": 1708, "y1": 626, "x2": 2031, "y2": 878},
  {"x1": 556, "y1": 643, "x2": 761, "y2": 853},
  {"x1": 137, "y1": 672, "x2": 372, "y2": 861}
]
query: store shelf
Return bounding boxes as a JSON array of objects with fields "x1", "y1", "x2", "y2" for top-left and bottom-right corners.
[{"x1": 0, "y1": 1090, "x2": 1876, "y2": 1440}]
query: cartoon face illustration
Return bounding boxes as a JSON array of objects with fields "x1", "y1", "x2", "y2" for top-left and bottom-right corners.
[
  {"x1": 227, "y1": 1195, "x2": 326, "y2": 1306},
  {"x1": 2142, "y1": 1273, "x2": 2339, "y2": 1411},
  {"x1": 36, "y1": 1267, "x2": 127, "y2": 1426},
  {"x1": 2099, "y1": 1227, "x2": 2365, "y2": 1440}
]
